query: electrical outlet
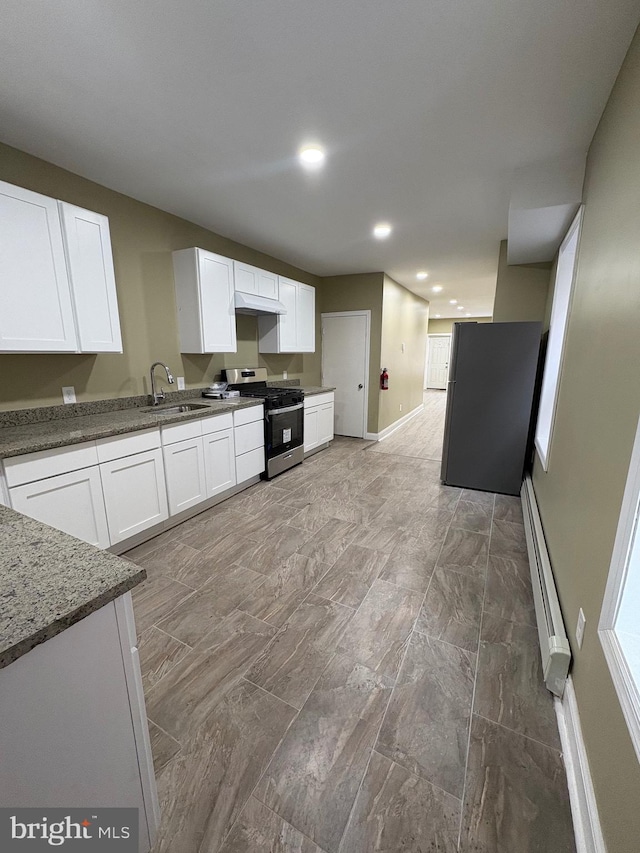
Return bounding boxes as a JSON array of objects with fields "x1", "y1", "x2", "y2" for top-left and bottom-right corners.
[
  {"x1": 576, "y1": 608, "x2": 586, "y2": 649},
  {"x1": 176, "y1": 376, "x2": 185, "y2": 391},
  {"x1": 283, "y1": 371, "x2": 288, "y2": 380},
  {"x1": 62, "y1": 386, "x2": 76, "y2": 404}
]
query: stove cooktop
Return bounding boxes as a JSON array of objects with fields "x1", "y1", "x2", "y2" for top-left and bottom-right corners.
[{"x1": 228, "y1": 383, "x2": 304, "y2": 409}]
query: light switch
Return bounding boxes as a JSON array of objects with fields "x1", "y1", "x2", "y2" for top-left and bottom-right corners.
[
  {"x1": 576, "y1": 608, "x2": 586, "y2": 648},
  {"x1": 176, "y1": 376, "x2": 185, "y2": 390},
  {"x1": 62, "y1": 386, "x2": 76, "y2": 404}
]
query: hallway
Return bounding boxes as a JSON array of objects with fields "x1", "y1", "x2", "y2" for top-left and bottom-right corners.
[{"x1": 127, "y1": 390, "x2": 576, "y2": 852}]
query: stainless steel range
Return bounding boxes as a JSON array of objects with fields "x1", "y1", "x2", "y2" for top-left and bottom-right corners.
[{"x1": 223, "y1": 368, "x2": 304, "y2": 479}]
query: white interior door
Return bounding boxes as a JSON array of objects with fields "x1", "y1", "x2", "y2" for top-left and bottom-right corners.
[
  {"x1": 321, "y1": 312, "x2": 370, "y2": 438},
  {"x1": 427, "y1": 335, "x2": 451, "y2": 389}
]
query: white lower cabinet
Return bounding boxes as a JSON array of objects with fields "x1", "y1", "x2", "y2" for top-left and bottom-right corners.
[
  {"x1": 304, "y1": 392, "x2": 335, "y2": 454},
  {"x1": 203, "y1": 428, "x2": 236, "y2": 497},
  {"x1": 0, "y1": 591, "x2": 159, "y2": 851},
  {"x1": 9, "y1": 465, "x2": 110, "y2": 549},
  {"x1": 163, "y1": 437, "x2": 207, "y2": 516},
  {"x1": 100, "y1": 449, "x2": 168, "y2": 544},
  {"x1": 233, "y1": 405, "x2": 265, "y2": 483}
]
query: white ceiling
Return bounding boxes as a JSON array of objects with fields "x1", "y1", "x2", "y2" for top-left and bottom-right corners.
[{"x1": 1, "y1": 1, "x2": 638, "y2": 317}]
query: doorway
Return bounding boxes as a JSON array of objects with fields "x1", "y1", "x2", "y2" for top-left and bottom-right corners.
[
  {"x1": 321, "y1": 311, "x2": 370, "y2": 438},
  {"x1": 426, "y1": 335, "x2": 451, "y2": 389}
]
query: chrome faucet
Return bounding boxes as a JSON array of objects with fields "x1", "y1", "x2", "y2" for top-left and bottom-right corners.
[{"x1": 150, "y1": 361, "x2": 175, "y2": 406}]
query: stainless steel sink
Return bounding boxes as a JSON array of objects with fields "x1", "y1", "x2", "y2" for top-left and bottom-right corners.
[{"x1": 142, "y1": 403, "x2": 212, "y2": 416}]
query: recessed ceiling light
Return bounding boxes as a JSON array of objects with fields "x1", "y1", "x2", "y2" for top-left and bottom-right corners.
[
  {"x1": 431, "y1": 285, "x2": 443, "y2": 293},
  {"x1": 298, "y1": 145, "x2": 325, "y2": 167},
  {"x1": 435, "y1": 314, "x2": 441, "y2": 318},
  {"x1": 449, "y1": 299, "x2": 458, "y2": 305},
  {"x1": 373, "y1": 222, "x2": 392, "y2": 239},
  {"x1": 465, "y1": 312, "x2": 471, "y2": 317},
  {"x1": 416, "y1": 271, "x2": 429, "y2": 280},
  {"x1": 457, "y1": 306, "x2": 464, "y2": 310}
]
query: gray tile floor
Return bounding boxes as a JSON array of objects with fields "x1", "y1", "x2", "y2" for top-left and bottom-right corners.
[{"x1": 126, "y1": 390, "x2": 576, "y2": 853}]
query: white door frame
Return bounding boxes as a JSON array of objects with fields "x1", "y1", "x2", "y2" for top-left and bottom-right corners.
[
  {"x1": 321, "y1": 310, "x2": 371, "y2": 440},
  {"x1": 426, "y1": 333, "x2": 452, "y2": 390}
]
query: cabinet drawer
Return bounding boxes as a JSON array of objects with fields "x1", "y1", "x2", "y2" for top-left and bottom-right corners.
[
  {"x1": 4, "y1": 441, "x2": 99, "y2": 487},
  {"x1": 233, "y1": 404, "x2": 264, "y2": 427},
  {"x1": 161, "y1": 418, "x2": 202, "y2": 446},
  {"x1": 234, "y1": 420, "x2": 264, "y2": 456},
  {"x1": 96, "y1": 428, "x2": 160, "y2": 463},
  {"x1": 201, "y1": 412, "x2": 233, "y2": 435},
  {"x1": 236, "y1": 446, "x2": 265, "y2": 483},
  {"x1": 304, "y1": 392, "x2": 334, "y2": 410}
]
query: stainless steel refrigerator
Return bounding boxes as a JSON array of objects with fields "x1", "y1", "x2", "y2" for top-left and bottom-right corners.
[{"x1": 440, "y1": 321, "x2": 542, "y2": 496}]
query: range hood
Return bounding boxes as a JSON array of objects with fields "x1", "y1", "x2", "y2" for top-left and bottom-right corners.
[{"x1": 234, "y1": 291, "x2": 287, "y2": 315}]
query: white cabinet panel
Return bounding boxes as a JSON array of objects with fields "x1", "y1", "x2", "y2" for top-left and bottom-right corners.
[
  {"x1": 304, "y1": 408, "x2": 319, "y2": 453},
  {"x1": 100, "y1": 449, "x2": 168, "y2": 544},
  {"x1": 9, "y1": 466, "x2": 110, "y2": 549},
  {"x1": 96, "y1": 428, "x2": 160, "y2": 463},
  {"x1": 163, "y1": 437, "x2": 206, "y2": 516},
  {"x1": 201, "y1": 412, "x2": 234, "y2": 435},
  {"x1": 0, "y1": 594, "x2": 158, "y2": 851},
  {"x1": 173, "y1": 248, "x2": 237, "y2": 354},
  {"x1": 0, "y1": 181, "x2": 77, "y2": 352},
  {"x1": 4, "y1": 441, "x2": 99, "y2": 487},
  {"x1": 203, "y1": 428, "x2": 236, "y2": 497},
  {"x1": 297, "y1": 283, "x2": 316, "y2": 352},
  {"x1": 234, "y1": 261, "x2": 278, "y2": 299},
  {"x1": 59, "y1": 202, "x2": 122, "y2": 353},
  {"x1": 258, "y1": 277, "x2": 315, "y2": 354},
  {"x1": 236, "y1": 446, "x2": 265, "y2": 484},
  {"x1": 233, "y1": 404, "x2": 263, "y2": 427},
  {"x1": 234, "y1": 420, "x2": 264, "y2": 456},
  {"x1": 318, "y1": 403, "x2": 335, "y2": 445}
]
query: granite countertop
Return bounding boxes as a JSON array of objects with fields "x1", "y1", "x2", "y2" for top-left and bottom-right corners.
[
  {"x1": 0, "y1": 504, "x2": 146, "y2": 669},
  {"x1": 299, "y1": 386, "x2": 336, "y2": 396},
  {"x1": 0, "y1": 397, "x2": 263, "y2": 459}
]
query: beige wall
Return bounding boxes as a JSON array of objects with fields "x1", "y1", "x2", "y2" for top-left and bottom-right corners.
[
  {"x1": 532, "y1": 27, "x2": 640, "y2": 853},
  {"x1": 379, "y1": 276, "x2": 430, "y2": 432},
  {"x1": 492, "y1": 240, "x2": 551, "y2": 323},
  {"x1": 427, "y1": 317, "x2": 492, "y2": 335},
  {"x1": 0, "y1": 143, "x2": 322, "y2": 411},
  {"x1": 320, "y1": 273, "x2": 384, "y2": 434}
]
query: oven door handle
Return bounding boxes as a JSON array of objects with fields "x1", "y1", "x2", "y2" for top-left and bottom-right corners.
[{"x1": 266, "y1": 403, "x2": 304, "y2": 416}]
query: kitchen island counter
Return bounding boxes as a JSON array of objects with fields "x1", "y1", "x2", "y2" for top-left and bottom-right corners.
[{"x1": 0, "y1": 503, "x2": 145, "y2": 668}]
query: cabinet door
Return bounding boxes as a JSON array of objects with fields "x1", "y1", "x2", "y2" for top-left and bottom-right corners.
[
  {"x1": 278, "y1": 278, "x2": 298, "y2": 352},
  {"x1": 304, "y1": 407, "x2": 319, "y2": 452},
  {"x1": 163, "y1": 437, "x2": 206, "y2": 516},
  {"x1": 203, "y1": 427, "x2": 236, "y2": 497},
  {"x1": 233, "y1": 261, "x2": 259, "y2": 294},
  {"x1": 297, "y1": 283, "x2": 316, "y2": 352},
  {"x1": 9, "y1": 466, "x2": 110, "y2": 548},
  {"x1": 318, "y1": 403, "x2": 335, "y2": 445},
  {"x1": 199, "y1": 250, "x2": 237, "y2": 353},
  {"x1": 236, "y1": 447, "x2": 265, "y2": 483},
  {"x1": 257, "y1": 269, "x2": 278, "y2": 299},
  {"x1": 59, "y1": 202, "x2": 123, "y2": 353},
  {"x1": 100, "y1": 449, "x2": 169, "y2": 544},
  {"x1": 0, "y1": 181, "x2": 77, "y2": 352}
]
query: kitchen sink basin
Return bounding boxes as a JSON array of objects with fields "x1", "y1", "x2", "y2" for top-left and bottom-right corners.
[{"x1": 142, "y1": 403, "x2": 212, "y2": 416}]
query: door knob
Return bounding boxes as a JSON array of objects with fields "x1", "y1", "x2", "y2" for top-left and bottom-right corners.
[{"x1": 358, "y1": 384, "x2": 364, "y2": 389}]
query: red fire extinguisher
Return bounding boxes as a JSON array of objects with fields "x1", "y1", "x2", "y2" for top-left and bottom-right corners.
[{"x1": 380, "y1": 367, "x2": 389, "y2": 390}]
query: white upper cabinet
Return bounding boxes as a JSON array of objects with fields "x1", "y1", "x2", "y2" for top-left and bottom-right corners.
[
  {"x1": 59, "y1": 202, "x2": 123, "y2": 353},
  {"x1": 258, "y1": 277, "x2": 315, "y2": 353},
  {"x1": 173, "y1": 248, "x2": 237, "y2": 353},
  {"x1": 0, "y1": 181, "x2": 78, "y2": 352},
  {"x1": 234, "y1": 261, "x2": 278, "y2": 300}
]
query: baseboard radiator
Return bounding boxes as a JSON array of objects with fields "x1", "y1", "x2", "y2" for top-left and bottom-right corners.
[{"x1": 521, "y1": 476, "x2": 571, "y2": 697}]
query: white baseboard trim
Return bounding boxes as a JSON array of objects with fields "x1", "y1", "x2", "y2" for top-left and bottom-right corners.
[
  {"x1": 365, "y1": 403, "x2": 424, "y2": 443},
  {"x1": 554, "y1": 675, "x2": 607, "y2": 853}
]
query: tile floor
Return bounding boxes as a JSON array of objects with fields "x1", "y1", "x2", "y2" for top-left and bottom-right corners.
[{"x1": 126, "y1": 390, "x2": 576, "y2": 853}]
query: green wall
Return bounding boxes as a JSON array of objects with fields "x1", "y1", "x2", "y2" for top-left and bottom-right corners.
[
  {"x1": 320, "y1": 273, "x2": 384, "y2": 435},
  {"x1": 532, "y1": 26, "x2": 640, "y2": 853},
  {"x1": 427, "y1": 317, "x2": 492, "y2": 335},
  {"x1": 379, "y1": 276, "x2": 430, "y2": 432},
  {"x1": 0, "y1": 142, "x2": 322, "y2": 410},
  {"x1": 492, "y1": 239, "x2": 552, "y2": 323}
]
